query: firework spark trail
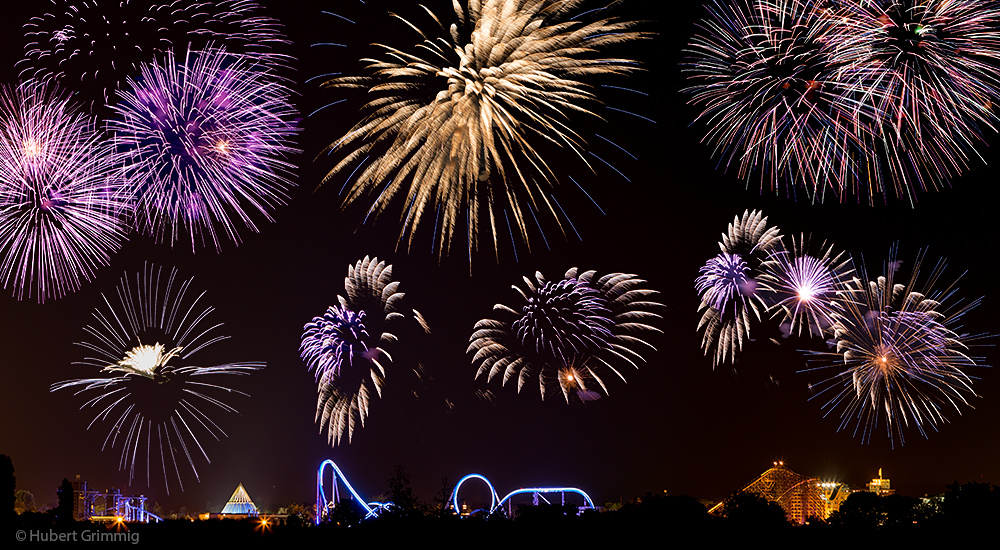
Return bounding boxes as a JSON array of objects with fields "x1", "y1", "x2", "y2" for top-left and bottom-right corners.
[
  {"x1": 683, "y1": 0, "x2": 1000, "y2": 203},
  {"x1": 696, "y1": 210, "x2": 781, "y2": 367},
  {"x1": 823, "y1": 0, "x2": 1000, "y2": 202},
  {"x1": 110, "y1": 46, "x2": 299, "y2": 251},
  {"x1": 21, "y1": 0, "x2": 290, "y2": 109},
  {"x1": 0, "y1": 81, "x2": 129, "y2": 302},
  {"x1": 801, "y1": 247, "x2": 987, "y2": 446},
  {"x1": 471, "y1": 267, "x2": 661, "y2": 403},
  {"x1": 319, "y1": 0, "x2": 648, "y2": 260},
  {"x1": 683, "y1": 0, "x2": 871, "y2": 199},
  {"x1": 301, "y1": 256, "x2": 429, "y2": 446},
  {"x1": 52, "y1": 264, "x2": 263, "y2": 493}
]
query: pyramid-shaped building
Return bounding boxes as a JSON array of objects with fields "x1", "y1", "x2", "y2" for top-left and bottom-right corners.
[{"x1": 221, "y1": 483, "x2": 259, "y2": 516}]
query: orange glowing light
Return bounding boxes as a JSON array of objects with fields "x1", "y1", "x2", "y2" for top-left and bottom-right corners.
[{"x1": 256, "y1": 517, "x2": 271, "y2": 532}]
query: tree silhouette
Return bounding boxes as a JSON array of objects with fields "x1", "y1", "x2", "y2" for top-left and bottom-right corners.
[
  {"x1": 432, "y1": 476, "x2": 455, "y2": 517},
  {"x1": 0, "y1": 454, "x2": 12, "y2": 527},
  {"x1": 14, "y1": 490, "x2": 36, "y2": 515},
  {"x1": 720, "y1": 490, "x2": 787, "y2": 528},
  {"x1": 385, "y1": 465, "x2": 420, "y2": 519},
  {"x1": 55, "y1": 478, "x2": 74, "y2": 524},
  {"x1": 881, "y1": 494, "x2": 917, "y2": 528},
  {"x1": 326, "y1": 499, "x2": 363, "y2": 527},
  {"x1": 942, "y1": 481, "x2": 1000, "y2": 527},
  {"x1": 829, "y1": 491, "x2": 884, "y2": 529}
]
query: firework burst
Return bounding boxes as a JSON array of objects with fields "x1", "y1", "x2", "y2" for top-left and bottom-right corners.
[
  {"x1": 822, "y1": 0, "x2": 1000, "y2": 201},
  {"x1": 696, "y1": 210, "x2": 782, "y2": 366},
  {"x1": 803, "y1": 248, "x2": 986, "y2": 446},
  {"x1": 0, "y1": 81, "x2": 129, "y2": 302},
  {"x1": 320, "y1": 0, "x2": 646, "y2": 258},
  {"x1": 301, "y1": 256, "x2": 428, "y2": 446},
  {"x1": 683, "y1": 0, "x2": 873, "y2": 199},
  {"x1": 21, "y1": 0, "x2": 289, "y2": 109},
  {"x1": 470, "y1": 267, "x2": 661, "y2": 403},
  {"x1": 52, "y1": 264, "x2": 263, "y2": 493},
  {"x1": 110, "y1": 46, "x2": 299, "y2": 251},
  {"x1": 762, "y1": 235, "x2": 854, "y2": 338},
  {"x1": 683, "y1": 0, "x2": 1000, "y2": 202}
]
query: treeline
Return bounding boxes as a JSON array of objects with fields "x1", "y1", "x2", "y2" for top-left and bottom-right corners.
[{"x1": 4, "y1": 456, "x2": 999, "y2": 544}]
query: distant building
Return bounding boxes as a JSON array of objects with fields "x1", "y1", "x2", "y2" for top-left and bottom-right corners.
[
  {"x1": 867, "y1": 469, "x2": 895, "y2": 496},
  {"x1": 200, "y1": 483, "x2": 285, "y2": 523},
  {"x1": 71, "y1": 475, "x2": 87, "y2": 521},
  {"x1": 68, "y1": 475, "x2": 156, "y2": 522},
  {"x1": 220, "y1": 483, "x2": 259, "y2": 516}
]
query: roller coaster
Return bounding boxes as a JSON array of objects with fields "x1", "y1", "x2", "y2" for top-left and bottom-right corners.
[{"x1": 316, "y1": 460, "x2": 596, "y2": 524}]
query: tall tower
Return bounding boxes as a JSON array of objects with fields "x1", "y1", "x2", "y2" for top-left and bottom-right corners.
[{"x1": 867, "y1": 468, "x2": 894, "y2": 496}]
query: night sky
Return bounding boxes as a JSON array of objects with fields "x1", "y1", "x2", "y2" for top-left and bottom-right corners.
[{"x1": 1, "y1": 0, "x2": 999, "y2": 515}]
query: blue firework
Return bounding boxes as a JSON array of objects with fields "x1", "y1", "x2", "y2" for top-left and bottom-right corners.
[
  {"x1": 301, "y1": 256, "x2": 428, "y2": 446},
  {"x1": 696, "y1": 252, "x2": 753, "y2": 315},
  {"x1": 696, "y1": 210, "x2": 781, "y2": 366}
]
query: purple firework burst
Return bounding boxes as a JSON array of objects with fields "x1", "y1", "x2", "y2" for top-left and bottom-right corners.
[
  {"x1": 303, "y1": 305, "x2": 373, "y2": 382},
  {"x1": 512, "y1": 277, "x2": 614, "y2": 366},
  {"x1": 762, "y1": 236, "x2": 854, "y2": 338},
  {"x1": 110, "y1": 46, "x2": 299, "y2": 251},
  {"x1": 696, "y1": 252, "x2": 754, "y2": 315},
  {"x1": 0, "y1": 81, "x2": 129, "y2": 302},
  {"x1": 471, "y1": 268, "x2": 661, "y2": 403},
  {"x1": 696, "y1": 210, "x2": 781, "y2": 367},
  {"x1": 21, "y1": 0, "x2": 289, "y2": 109}
]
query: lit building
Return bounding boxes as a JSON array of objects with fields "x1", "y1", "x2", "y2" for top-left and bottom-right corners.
[
  {"x1": 69, "y1": 475, "x2": 156, "y2": 522},
  {"x1": 200, "y1": 483, "x2": 286, "y2": 523},
  {"x1": 220, "y1": 483, "x2": 260, "y2": 516},
  {"x1": 867, "y1": 469, "x2": 894, "y2": 496}
]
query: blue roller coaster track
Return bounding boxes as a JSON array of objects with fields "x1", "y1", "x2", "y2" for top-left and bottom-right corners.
[{"x1": 317, "y1": 460, "x2": 596, "y2": 524}]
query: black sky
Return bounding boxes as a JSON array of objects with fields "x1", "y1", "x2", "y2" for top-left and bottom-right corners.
[{"x1": 1, "y1": 0, "x2": 999, "y2": 515}]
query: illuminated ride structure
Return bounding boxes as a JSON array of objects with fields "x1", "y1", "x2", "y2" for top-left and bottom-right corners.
[
  {"x1": 450, "y1": 473, "x2": 596, "y2": 517},
  {"x1": 316, "y1": 460, "x2": 596, "y2": 524},
  {"x1": 316, "y1": 460, "x2": 392, "y2": 524},
  {"x1": 709, "y1": 461, "x2": 826, "y2": 525},
  {"x1": 72, "y1": 479, "x2": 162, "y2": 523}
]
